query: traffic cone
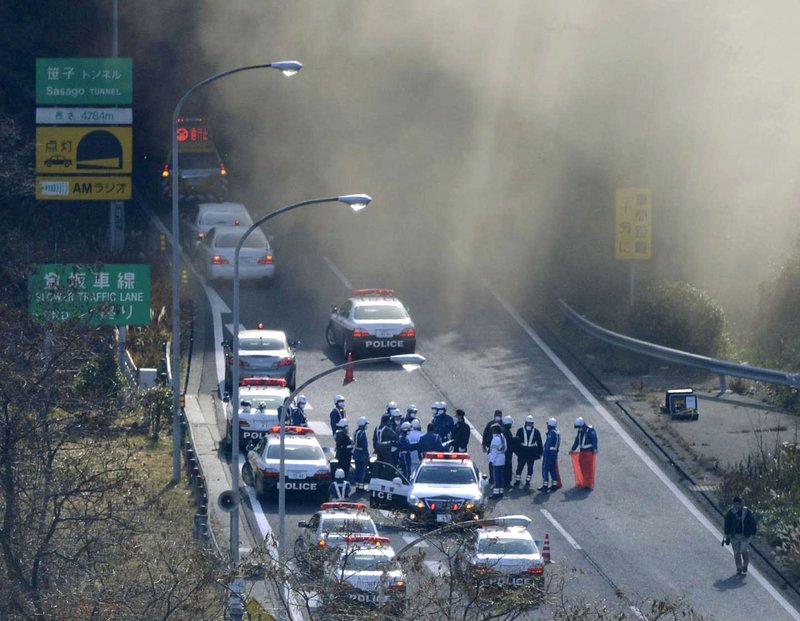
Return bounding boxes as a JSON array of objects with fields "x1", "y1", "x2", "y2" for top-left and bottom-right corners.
[
  {"x1": 343, "y1": 352, "x2": 355, "y2": 385},
  {"x1": 542, "y1": 532, "x2": 551, "y2": 563}
]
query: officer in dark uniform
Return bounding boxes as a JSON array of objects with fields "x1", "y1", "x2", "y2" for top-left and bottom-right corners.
[
  {"x1": 513, "y1": 415, "x2": 543, "y2": 487},
  {"x1": 334, "y1": 418, "x2": 354, "y2": 479},
  {"x1": 352, "y1": 417, "x2": 370, "y2": 490},
  {"x1": 452, "y1": 409, "x2": 471, "y2": 453},
  {"x1": 329, "y1": 394, "x2": 346, "y2": 435},
  {"x1": 482, "y1": 410, "x2": 503, "y2": 453}
]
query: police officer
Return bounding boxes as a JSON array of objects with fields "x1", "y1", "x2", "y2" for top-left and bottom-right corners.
[
  {"x1": 432, "y1": 401, "x2": 455, "y2": 444},
  {"x1": 452, "y1": 409, "x2": 471, "y2": 453},
  {"x1": 482, "y1": 410, "x2": 503, "y2": 453},
  {"x1": 330, "y1": 394, "x2": 346, "y2": 435},
  {"x1": 391, "y1": 408, "x2": 404, "y2": 433},
  {"x1": 329, "y1": 468, "x2": 352, "y2": 500},
  {"x1": 570, "y1": 417, "x2": 598, "y2": 454},
  {"x1": 403, "y1": 404, "x2": 419, "y2": 425},
  {"x1": 396, "y1": 421, "x2": 413, "y2": 479},
  {"x1": 375, "y1": 414, "x2": 397, "y2": 476},
  {"x1": 352, "y1": 417, "x2": 370, "y2": 490},
  {"x1": 539, "y1": 417, "x2": 561, "y2": 492},
  {"x1": 501, "y1": 415, "x2": 515, "y2": 491},
  {"x1": 487, "y1": 424, "x2": 507, "y2": 497},
  {"x1": 290, "y1": 395, "x2": 308, "y2": 426},
  {"x1": 514, "y1": 415, "x2": 543, "y2": 488},
  {"x1": 407, "y1": 418, "x2": 423, "y2": 470},
  {"x1": 417, "y1": 423, "x2": 444, "y2": 459},
  {"x1": 334, "y1": 418, "x2": 354, "y2": 479}
]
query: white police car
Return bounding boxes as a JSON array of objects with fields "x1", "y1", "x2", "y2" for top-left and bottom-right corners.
[
  {"x1": 294, "y1": 502, "x2": 380, "y2": 570},
  {"x1": 223, "y1": 377, "x2": 289, "y2": 452},
  {"x1": 322, "y1": 536, "x2": 406, "y2": 611},
  {"x1": 326, "y1": 289, "x2": 416, "y2": 359},
  {"x1": 455, "y1": 515, "x2": 545, "y2": 599},
  {"x1": 241, "y1": 426, "x2": 330, "y2": 501},
  {"x1": 368, "y1": 452, "x2": 489, "y2": 523}
]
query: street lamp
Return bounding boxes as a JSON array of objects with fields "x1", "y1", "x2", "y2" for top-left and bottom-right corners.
[
  {"x1": 276, "y1": 353, "x2": 426, "y2": 569},
  {"x1": 170, "y1": 60, "x2": 302, "y2": 483},
  {"x1": 229, "y1": 194, "x2": 373, "y2": 565}
]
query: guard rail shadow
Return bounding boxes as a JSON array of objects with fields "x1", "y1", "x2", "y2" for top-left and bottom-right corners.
[{"x1": 559, "y1": 299, "x2": 800, "y2": 393}]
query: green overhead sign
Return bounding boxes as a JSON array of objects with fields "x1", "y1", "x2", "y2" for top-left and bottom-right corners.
[
  {"x1": 29, "y1": 263, "x2": 150, "y2": 326},
  {"x1": 36, "y1": 58, "x2": 132, "y2": 105}
]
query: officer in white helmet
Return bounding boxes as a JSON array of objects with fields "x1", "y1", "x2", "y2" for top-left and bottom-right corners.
[
  {"x1": 569, "y1": 417, "x2": 598, "y2": 489},
  {"x1": 407, "y1": 418, "x2": 423, "y2": 469},
  {"x1": 514, "y1": 415, "x2": 543, "y2": 488},
  {"x1": 396, "y1": 421, "x2": 413, "y2": 478},
  {"x1": 334, "y1": 418, "x2": 354, "y2": 480},
  {"x1": 570, "y1": 417, "x2": 598, "y2": 454},
  {"x1": 539, "y1": 417, "x2": 561, "y2": 492},
  {"x1": 352, "y1": 416, "x2": 370, "y2": 490},
  {"x1": 330, "y1": 394, "x2": 346, "y2": 435},
  {"x1": 329, "y1": 468, "x2": 352, "y2": 499},
  {"x1": 291, "y1": 395, "x2": 308, "y2": 426}
]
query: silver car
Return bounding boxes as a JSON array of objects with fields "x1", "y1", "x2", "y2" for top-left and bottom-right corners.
[
  {"x1": 181, "y1": 201, "x2": 253, "y2": 251},
  {"x1": 223, "y1": 327, "x2": 297, "y2": 391},
  {"x1": 193, "y1": 225, "x2": 274, "y2": 282}
]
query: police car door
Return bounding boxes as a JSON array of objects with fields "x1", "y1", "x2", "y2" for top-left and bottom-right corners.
[{"x1": 368, "y1": 464, "x2": 410, "y2": 511}]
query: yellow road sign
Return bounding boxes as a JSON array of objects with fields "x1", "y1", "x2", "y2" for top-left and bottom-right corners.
[
  {"x1": 36, "y1": 126, "x2": 132, "y2": 174},
  {"x1": 615, "y1": 188, "x2": 651, "y2": 260},
  {"x1": 36, "y1": 176, "x2": 131, "y2": 201}
]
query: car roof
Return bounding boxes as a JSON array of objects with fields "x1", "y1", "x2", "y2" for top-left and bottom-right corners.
[
  {"x1": 238, "y1": 328, "x2": 287, "y2": 341},
  {"x1": 209, "y1": 225, "x2": 267, "y2": 243},
  {"x1": 196, "y1": 201, "x2": 249, "y2": 213},
  {"x1": 239, "y1": 386, "x2": 289, "y2": 397},
  {"x1": 476, "y1": 527, "x2": 532, "y2": 540}
]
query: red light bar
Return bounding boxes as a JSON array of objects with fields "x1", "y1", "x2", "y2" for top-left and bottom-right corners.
[
  {"x1": 320, "y1": 501, "x2": 367, "y2": 511},
  {"x1": 344, "y1": 535, "x2": 391, "y2": 546},
  {"x1": 239, "y1": 377, "x2": 287, "y2": 387},
  {"x1": 423, "y1": 452, "x2": 471, "y2": 460},
  {"x1": 257, "y1": 323, "x2": 264, "y2": 330},
  {"x1": 351, "y1": 288, "x2": 396, "y2": 297},
  {"x1": 267, "y1": 426, "x2": 314, "y2": 435}
]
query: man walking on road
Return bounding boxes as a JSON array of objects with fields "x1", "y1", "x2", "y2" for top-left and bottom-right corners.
[{"x1": 723, "y1": 496, "x2": 757, "y2": 575}]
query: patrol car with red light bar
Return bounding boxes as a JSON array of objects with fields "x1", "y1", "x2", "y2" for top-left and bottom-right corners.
[
  {"x1": 326, "y1": 289, "x2": 416, "y2": 359},
  {"x1": 322, "y1": 536, "x2": 406, "y2": 611},
  {"x1": 241, "y1": 426, "x2": 330, "y2": 501},
  {"x1": 368, "y1": 452, "x2": 489, "y2": 523},
  {"x1": 223, "y1": 325, "x2": 297, "y2": 392},
  {"x1": 455, "y1": 515, "x2": 545, "y2": 596},
  {"x1": 222, "y1": 377, "x2": 290, "y2": 452},
  {"x1": 294, "y1": 502, "x2": 380, "y2": 571}
]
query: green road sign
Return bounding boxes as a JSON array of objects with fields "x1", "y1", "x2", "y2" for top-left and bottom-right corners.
[
  {"x1": 36, "y1": 58, "x2": 132, "y2": 105},
  {"x1": 29, "y1": 263, "x2": 150, "y2": 326}
]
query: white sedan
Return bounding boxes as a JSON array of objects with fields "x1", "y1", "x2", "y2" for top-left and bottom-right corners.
[{"x1": 193, "y1": 224, "x2": 274, "y2": 282}]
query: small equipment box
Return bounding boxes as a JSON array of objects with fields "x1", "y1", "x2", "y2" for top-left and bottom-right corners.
[{"x1": 660, "y1": 388, "x2": 699, "y2": 420}]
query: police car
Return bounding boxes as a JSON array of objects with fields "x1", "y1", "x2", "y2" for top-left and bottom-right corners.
[
  {"x1": 326, "y1": 289, "x2": 416, "y2": 359},
  {"x1": 223, "y1": 377, "x2": 289, "y2": 452},
  {"x1": 368, "y1": 452, "x2": 489, "y2": 523},
  {"x1": 294, "y1": 502, "x2": 380, "y2": 571},
  {"x1": 241, "y1": 426, "x2": 330, "y2": 501},
  {"x1": 455, "y1": 516, "x2": 545, "y2": 595},
  {"x1": 321, "y1": 536, "x2": 406, "y2": 611}
]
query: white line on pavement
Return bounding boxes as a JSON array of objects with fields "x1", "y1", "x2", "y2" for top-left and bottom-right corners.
[
  {"x1": 539, "y1": 509, "x2": 582, "y2": 551},
  {"x1": 323, "y1": 255, "x2": 353, "y2": 289}
]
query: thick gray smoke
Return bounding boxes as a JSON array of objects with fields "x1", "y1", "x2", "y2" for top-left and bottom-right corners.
[{"x1": 121, "y1": 1, "x2": 800, "y2": 326}]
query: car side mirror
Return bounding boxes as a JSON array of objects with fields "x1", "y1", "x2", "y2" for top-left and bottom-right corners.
[
  {"x1": 298, "y1": 521, "x2": 308, "y2": 528},
  {"x1": 330, "y1": 305, "x2": 338, "y2": 314}
]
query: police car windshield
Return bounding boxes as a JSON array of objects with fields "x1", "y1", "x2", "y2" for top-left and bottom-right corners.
[
  {"x1": 353, "y1": 305, "x2": 407, "y2": 320},
  {"x1": 340, "y1": 553, "x2": 395, "y2": 571},
  {"x1": 266, "y1": 444, "x2": 324, "y2": 460},
  {"x1": 321, "y1": 518, "x2": 378, "y2": 535},
  {"x1": 415, "y1": 465, "x2": 476, "y2": 485},
  {"x1": 241, "y1": 394, "x2": 283, "y2": 409},
  {"x1": 240, "y1": 337, "x2": 287, "y2": 350},
  {"x1": 477, "y1": 537, "x2": 536, "y2": 555}
]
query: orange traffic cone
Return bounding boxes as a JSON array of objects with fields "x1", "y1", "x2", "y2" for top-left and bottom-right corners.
[
  {"x1": 542, "y1": 532, "x2": 551, "y2": 563},
  {"x1": 343, "y1": 352, "x2": 355, "y2": 385}
]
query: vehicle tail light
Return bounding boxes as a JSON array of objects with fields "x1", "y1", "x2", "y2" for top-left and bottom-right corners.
[
  {"x1": 258, "y1": 255, "x2": 273, "y2": 265},
  {"x1": 474, "y1": 563, "x2": 494, "y2": 574},
  {"x1": 318, "y1": 539, "x2": 327, "y2": 548},
  {"x1": 275, "y1": 357, "x2": 293, "y2": 368},
  {"x1": 314, "y1": 470, "x2": 331, "y2": 480},
  {"x1": 212, "y1": 255, "x2": 229, "y2": 265},
  {"x1": 161, "y1": 164, "x2": 170, "y2": 178},
  {"x1": 196, "y1": 231, "x2": 204, "y2": 240},
  {"x1": 452, "y1": 503, "x2": 461, "y2": 511},
  {"x1": 400, "y1": 328, "x2": 415, "y2": 337},
  {"x1": 238, "y1": 420, "x2": 250, "y2": 428},
  {"x1": 219, "y1": 162, "x2": 227, "y2": 176},
  {"x1": 429, "y1": 502, "x2": 437, "y2": 510},
  {"x1": 261, "y1": 468, "x2": 279, "y2": 478},
  {"x1": 388, "y1": 580, "x2": 406, "y2": 591},
  {"x1": 526, "y1": 564, "x2": 544, "y2": 575},
  {"x1": 352, "y1": 328, "x2": 369, "y2": 338},
  {"x1": 337, "y1": 578, "x2": 354, "y2": 589}
]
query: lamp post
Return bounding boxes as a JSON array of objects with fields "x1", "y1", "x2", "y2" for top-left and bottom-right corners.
[
  {"x1": 276, "y1": 353, "x2": 426, "y2": 570},
  {"x1": 229, "y1": 194, "x2": 372, "y2": 565},
  {"x1": 170, "y1": 60, "x2": 302, "y2": 483}
]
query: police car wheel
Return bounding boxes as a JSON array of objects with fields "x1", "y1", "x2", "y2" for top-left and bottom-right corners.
[
  {"x1": 241, "y1": 463, "x2": 254, "y2": 487},
  {"x1": 325, "y1": 324, "x2": 337, "y2": 347}
]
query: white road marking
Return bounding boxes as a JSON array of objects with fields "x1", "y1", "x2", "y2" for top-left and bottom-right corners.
[
  {"x1": 205, "y1": 285, "x2": 231, "y2": 386},
  {"x1": 323, "y1": 255, "x2": 353, "y2": 289},
  {"x1": 400, "y1": 533, "x2": 429, "y2": 548},
  {"x1": 446, "y1": 238, "x2": 800, "y2": 620},
  {"x1": 224, "y1": 321, "x2": 247, "y2": 336},
  {"x1": 307, "y1": 420, "x2": 330, "y2": 435},
  {"x1": 539, "y1": 509, "x2": 582, "y2": 551},
  {"x1": 423, "y1": 560, "x2": 449, "y2": 577}
]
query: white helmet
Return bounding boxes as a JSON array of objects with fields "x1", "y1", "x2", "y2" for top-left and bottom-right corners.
[
  {"x1": 257, "y1": 401, "x2": 267, "y2": 412},
  {"x1": 547, "y1": 417, "x2": 557, "y2": 427},
  {"x1": 400, "y1": 421, "x2": 411, "y2": 431},
  {"x1": 335, "y1": 468, "x2": 345, "y2": 479},
  {"x1": 337, "y1": 418, "x2": 349, "y2": 428},
  {"x1": 334, "y1": 394, "x2": 345, "y2": 404},
  {"x1": 574, "y1": 417, "x2": 585, "y2": 428},
  {"x1": 411, "y1": 419, "x2": 421, "y2": 429},
  {"x1": 525, "y1": 415, "x2": 534, "y2": 424},
  {"x1": 407, "y1": 404, "x2": 418, "y2": 414},
  {"x1": 357, "y1": 416, "x2": 368, "y2": 427},
  {"x1": 392, "y1": 409, "x2": 403, "y2": 418},
  {"x1": 296, "y1": 395, "x2": 308, "y2": 407},
  {"x1": 387, "y1": 400, "x2": 398, "y2": 411},
  {"x1": 502, "y1": 415, "x2": 513, "y2": 426}
]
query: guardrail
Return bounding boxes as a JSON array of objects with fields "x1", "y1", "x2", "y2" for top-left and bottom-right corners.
[{"x1": 559, "y1": 299, "x2": 800, "y2": 393}]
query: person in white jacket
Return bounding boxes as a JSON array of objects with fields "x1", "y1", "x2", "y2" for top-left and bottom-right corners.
[{"x1": 487, "y1": 423, "x2": 507, "y2": 497}]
